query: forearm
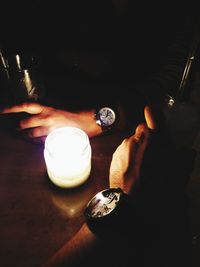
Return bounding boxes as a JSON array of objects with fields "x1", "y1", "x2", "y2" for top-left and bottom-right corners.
[{"x1": 43, "y1": 223, "x2": 99, "y2": 267}]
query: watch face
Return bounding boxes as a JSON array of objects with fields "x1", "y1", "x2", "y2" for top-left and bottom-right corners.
[
  {"x1": 85, "y1": 188, "x2": 122, "y2": 219},
  {"x1": 99, "y1": 107, "x2": 116, "y2": 127}
]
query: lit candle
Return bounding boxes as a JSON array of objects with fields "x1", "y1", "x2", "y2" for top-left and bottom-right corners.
[{"x1": 44, "y1": 127, "x2": 92, "y2": 188}]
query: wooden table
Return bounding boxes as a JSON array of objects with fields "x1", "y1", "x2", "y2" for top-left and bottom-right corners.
[
  {"x1": 0, "y1": 99, "x2": 197, "y2": 267},
  {"x1": 0, "y1": 117, "x2": 128, "y2": 267}
]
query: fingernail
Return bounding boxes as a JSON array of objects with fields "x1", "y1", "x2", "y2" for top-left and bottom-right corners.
[
  {"x1": 139, "y1": 132, "x2": 145, "y2": 142},
  {"x1": 135, "y1": 130, "x2": 145, "y2": 142}
]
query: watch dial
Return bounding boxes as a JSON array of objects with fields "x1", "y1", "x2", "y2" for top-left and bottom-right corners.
[
  {"x1": 87, "y1": 189, "x2": 121, "y2": 218},
  {"x1": 100, "y1": 107, "x2": 116, "y2": 127}
]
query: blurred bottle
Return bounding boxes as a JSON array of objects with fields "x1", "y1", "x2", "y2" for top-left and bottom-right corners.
[
  {"x1": 0, "y1": 48, "x2": 46, "y2": 107},
  {"x1": 0, "y1": 48, "x2": 11, "y2": 107}
]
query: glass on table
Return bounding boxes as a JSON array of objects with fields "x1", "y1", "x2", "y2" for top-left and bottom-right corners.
[
  {"x1": 0, "y1": 50, "x2": 47, "y2": 133},
  {"x1": 0, "y1": 51, "x2": 46, "y2": 107}
]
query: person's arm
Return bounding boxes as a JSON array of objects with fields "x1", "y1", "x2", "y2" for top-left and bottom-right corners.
[
  {"x1": 0, "y1": 101, "x2": 130, "y2": 142},
  {"x1": 42, "y1": 223, "x2": 98, "y2": 267}
]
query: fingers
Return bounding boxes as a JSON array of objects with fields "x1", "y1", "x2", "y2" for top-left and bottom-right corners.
[
  {"x1": 117, "y1": 123, "x2": 150, "y2": 169},
  {"x1": 144, "y1": 106, "x2": 156, "y2": 130},
  {"x1": 127, "y1": 105, "x2": 156, "y2": 143},
  {"x1": 31, "y1": 136, "x2": 46, "y2": 144},
  {"x1": 1, "y1": 102, "x2": 44, "y2": 115},
  {"x1": 24, "y1": 126, "x2": 51, "y2": 138},
  {"x1": 134, "y1": 123, "x2": 147, "y2": 141},
  {"x1": 19, "y1": 114, "x2": 47, "y2": 129},
  {"x1": 127, "y1": 123, "x2": 149, "y2": 145},
  {"x1": 23, "y1": 133, "x2": 46, "y2": 144},
  {"x1": 130, "y1": 123, "x2": 150, "y2": 157}
]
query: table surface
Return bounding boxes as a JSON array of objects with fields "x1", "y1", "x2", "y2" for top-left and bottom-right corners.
[
  {"x1": 0, "y1": 90, "x2": 199, "y2": 267},
  {"x1": 0, "y1": 119, "x2": 128, "y2": 267}
]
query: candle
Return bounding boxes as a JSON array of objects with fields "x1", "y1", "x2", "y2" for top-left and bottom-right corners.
[{"x1": 44, "y1": 127, "x2": 92, "y2": 188}]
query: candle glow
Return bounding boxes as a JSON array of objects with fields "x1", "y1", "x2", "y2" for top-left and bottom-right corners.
[{"x1": 44, "y1": 127, "x2": 92, "y2": 188}]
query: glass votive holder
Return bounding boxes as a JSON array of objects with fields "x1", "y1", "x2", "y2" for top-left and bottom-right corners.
[{"x1": 44, "y1": 127, "x2": 92, "y2": 188}]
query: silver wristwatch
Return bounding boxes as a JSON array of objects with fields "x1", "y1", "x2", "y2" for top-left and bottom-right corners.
[
  {"x1": 95, "y1": 107, "x2": 116, "y2": 131},
  {"x1": 84, "y1": 188, "x2": 130, "y2": 236}
]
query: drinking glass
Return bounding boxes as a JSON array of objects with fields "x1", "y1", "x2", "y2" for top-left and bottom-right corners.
[{"x1": 0, "y1": 52, "x2": 46, "y2": 106}]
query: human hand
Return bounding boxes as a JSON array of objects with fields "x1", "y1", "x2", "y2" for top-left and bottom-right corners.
[
  {"x1": 109, "y1": 106, "x2": 156, "y2": 194},
  {"x1": 1, "y1": 102, "x2": 101, "y2": 143}
]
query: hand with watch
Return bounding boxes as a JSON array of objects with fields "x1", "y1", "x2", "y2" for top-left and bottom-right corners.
[
  {"x1": 0, "y1": 104, "x2": 119, "y2": 144},
  {"x1": 43, "y1": 106, "x2": 156, "y2": 267}
]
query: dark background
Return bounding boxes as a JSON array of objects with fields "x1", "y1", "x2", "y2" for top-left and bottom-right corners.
[{"x1": 0, "y1": 2, "x2": 200, "y2": 266}]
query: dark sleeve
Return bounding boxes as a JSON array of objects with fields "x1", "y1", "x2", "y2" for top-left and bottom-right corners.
[{"x1": 136, "y1": 14, "x2": 200, "y2": 104}]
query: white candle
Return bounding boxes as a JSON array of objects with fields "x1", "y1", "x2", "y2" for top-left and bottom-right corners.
[{"x1": 44, "y1": 127, "x2": 92, "y2": 188}]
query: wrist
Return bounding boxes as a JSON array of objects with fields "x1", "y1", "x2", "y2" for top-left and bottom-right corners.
[
  {"x1": 84, "y1": 188, "x2": 134, "y2": 237},
  {"x1": 94, "y1": 106, "x2": 117, "y2": 132},
  {"x1": 76, "y1": 109, "x2": 103, "y2": 137}
]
